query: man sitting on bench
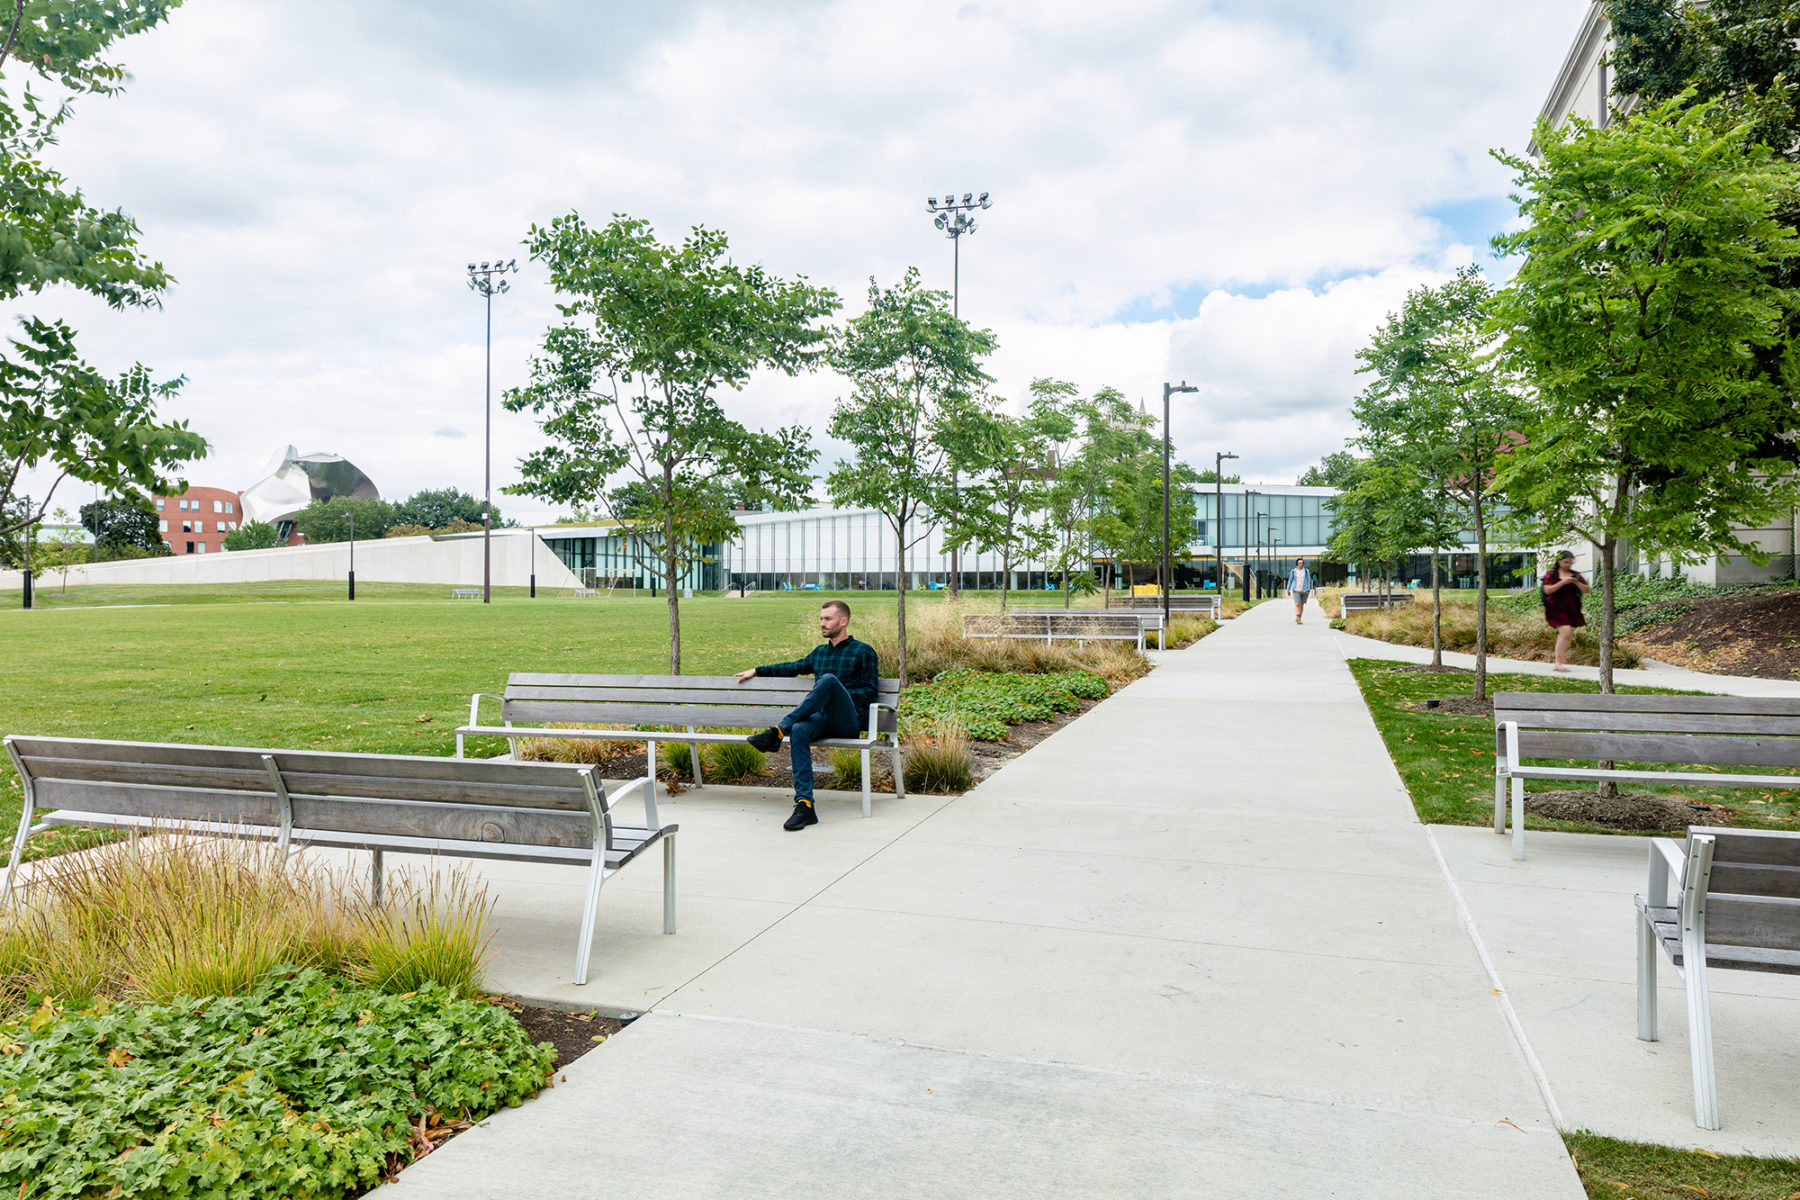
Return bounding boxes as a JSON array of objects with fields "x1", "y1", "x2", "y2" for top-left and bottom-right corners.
[{"x1": 735, "y1": 600, "x2": 881, "y2": 831}]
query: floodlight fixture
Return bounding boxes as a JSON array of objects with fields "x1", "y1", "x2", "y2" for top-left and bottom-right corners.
[{"x1": 465, "y1": 256, "x2": 522, "y2": 603}]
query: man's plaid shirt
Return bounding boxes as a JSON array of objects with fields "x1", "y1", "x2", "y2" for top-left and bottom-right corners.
[{"x1": 756, "y1": 637, "x2": 881, "y2": 713}]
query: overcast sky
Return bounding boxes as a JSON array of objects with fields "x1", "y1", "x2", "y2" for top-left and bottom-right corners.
[{"x1": 10, "y1": 0, "x2": 1585, "y2": 523}]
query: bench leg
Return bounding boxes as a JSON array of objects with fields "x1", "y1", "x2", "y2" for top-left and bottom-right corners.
[
  {"x1": 687, "y1": 728, "x2": 704, "y2": 788},
  {"x1": 891, "y1": 741, "x2": 906, "y2": 798},
  {"x1": 370, "y1": 849, "x2": 385, "y2": 906},
  {"x1": 1510, "y1": 776, "x2": 1526, "y2": 861},
  {"x1": 1493, "y1": 770, "x2": 1507, "y2": 835},
  {"x1": 1684, "y1": 938, "x2": 1720, "y2": 1129},
  {"x1": 1637, "y1": 908, "x2": 1658, "y2": 1042},
  {"x1": 1, "y1": 812, "x2": 30, "y2": 907},
  {"x1": 663, "y1": 834, "x2": 676, "y2": 935},
  {"x1": 574, "y1": 848, "x2": 606, "y2": 986},
  {"x1": 861, "y1": 748, "x2": 871, "y2": 818}
]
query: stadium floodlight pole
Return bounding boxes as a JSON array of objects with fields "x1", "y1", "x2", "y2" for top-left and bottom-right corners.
[
  {"x1": 467, "y1": 257, "x2": 518, "y2": 604},
  {"x1": 1214, "y1": 452, "x2": 1237, "y2": 595},
  {"x1": 925, "y1": 190, "x2": 991, "y2": 600},
  {"x1": 1160, "y1": 381, "x2": 1198, "y2": 633}
]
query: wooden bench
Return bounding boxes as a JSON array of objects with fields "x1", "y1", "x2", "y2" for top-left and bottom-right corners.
[
  {"x1": 450, "y1": 588, "x2": 481, "y2": 600},
  {"x1": 1636, "y1": 827, "x2": 1800, "y2": 1128},
  {"x1": 963, "y1": 610, "x2": 1159, "y2": 651},
  {"x1": 1106, "y1": 595, "x2": 1222, "y2": 619},
  {"x1": 457, "y1": 674, "x2": 904, "y2": 817},
  {"x1": 1493, "y1": 693, "x2": 1800, "y2": 860},
  {"x1": 0, "y1": 736, "x2": 675, "y2": 986},
  {"x1": 1340, "y1": 591, "x2": 1414, "y2": 616}
]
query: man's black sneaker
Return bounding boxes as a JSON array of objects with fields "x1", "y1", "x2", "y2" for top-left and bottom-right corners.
[
  {"x1": 748, "y1": 727, "x2": 783, "y2": 753},
  {"x1": 783, "y1": 799, "x2": 818, "y2": 831}
]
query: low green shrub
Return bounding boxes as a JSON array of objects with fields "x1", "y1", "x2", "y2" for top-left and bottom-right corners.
[
  {"x1": 0, "y1": 967, "x2": 556, "y2": 1200},
  {"x1": 902, "y1": 720, "x2": 975, "y2": 794},
  {"x1": 514, "y1": 725, "x2": 637, "y2": 766},
  {"x1": 824, "y1": 747, "x2": 866, "y2": 791},
  {"x1": 901, "y1": 669, "x2": 1110, "y2": 741},
  {"x1": 705, "y1": 741, "x2": 767, "y2": 783}
]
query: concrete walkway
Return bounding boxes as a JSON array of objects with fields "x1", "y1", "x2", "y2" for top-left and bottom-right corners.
[{"x1": 376, "y1": 600, "x2": 1586, "y2": 1198}]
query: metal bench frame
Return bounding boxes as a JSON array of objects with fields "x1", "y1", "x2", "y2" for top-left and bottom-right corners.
[
  {"x1": 457, "y1": 674, "x2": 904, "y2": 817},
  {"x1": 1105, "y1": 595, "x2": 1222, "y2": 619},
  {"x1": 1635, "y1": 827, "x2": 1800, "y2": 1128},
  {"x1": 1493, "y1": 693, "x2": 1800, "y2": 859},
  {"x1": 963, "y1": 611, "x2": 1159, "y2": 651},
  {"x1": 2, "y1": 735, "x2": 675, "y2": 986},
  {"x1": 1340, "y1": 592, "x2": 1414, "y2": 616}
]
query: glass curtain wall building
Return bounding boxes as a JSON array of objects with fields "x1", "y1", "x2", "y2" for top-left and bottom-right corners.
[{"x1": 540, "y1": 487, "x2": 1535, "y2": 593}]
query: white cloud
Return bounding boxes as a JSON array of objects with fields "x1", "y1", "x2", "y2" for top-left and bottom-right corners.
[{"x1": 6, "y1": 0, "x2": 1585, "y2": 521}]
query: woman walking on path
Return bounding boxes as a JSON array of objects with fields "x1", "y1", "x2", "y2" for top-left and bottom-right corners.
[
  {"x1": 1541, "y1": 551, "x2": 1590, "y2": 672},
  {"x1": 1287, "y1": 558, "x2": 1313, "y2": 624}
]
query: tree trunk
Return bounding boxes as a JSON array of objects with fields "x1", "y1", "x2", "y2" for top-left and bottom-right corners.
[
  {"x1": 1429, "y1": 549, "x2": 1442, "y2": 669},
  {"x1": 663, "y1": 485, "x2": 681, "y2": 674},
  {"x1": 1597, "y1": 526, "x2": 1619, "y2": 799},
  {"x1": 1061, "y1": 562, "x2": 1071, "y2": 609},
  {"x1": 1472, "y1": 488, "x2": 1490, "y2": 702},
  {"x1": 895, "y1": 517, "x2": 908, "y2": 685},
  {"x1": 998, "y1": 554, "x2": 1012, "y2": 614}
]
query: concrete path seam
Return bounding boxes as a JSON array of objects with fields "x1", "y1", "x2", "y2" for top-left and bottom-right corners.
[
  {"x1": 657, "y1": 1010, "x2": 1566, "y2": 1135},
  {"x1": 1425, "y1": 824, "x2": 1566, "y2": 1130}
]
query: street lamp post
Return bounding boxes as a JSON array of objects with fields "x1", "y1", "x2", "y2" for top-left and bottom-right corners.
[
  {"x1": 1214, "y1": 451, "x2": 1237, "y2": 594},
  {"x1": 1160, "y1": 381, "x2": 1198, "y2": 634},
  {"x1": 925, "y1": 190, "x2": 991, "y2": 601},
  {"x1": 467, "y1": 258, "x2": 518, "y2": 605},
  {"x1": 1242, "y1": 488, "x2": 1258, "y2": 602},
  {"x1": 348, "y1": 512, "x2": 356, "y2": 601},
  {"x1": 529, "y1": 525, "x2": 536, "y2": 599},
  {"x1": 1269, "y1": 528, "x2": 1280, "y2": 596},
  {"x1": 19, "y1": 493, "x2": 31, "y2": 610},
  {"x1": 1254, "y1": 510, "x2": 1267, "y2": 599}
]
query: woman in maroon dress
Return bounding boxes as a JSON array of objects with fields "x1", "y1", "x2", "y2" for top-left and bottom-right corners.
[{"x1": 1542, "y1": 551, "x2": 1591, "y2": 672}]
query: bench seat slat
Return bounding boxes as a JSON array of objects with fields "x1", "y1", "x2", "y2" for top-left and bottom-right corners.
[
  {"x1": 1516, "y1": 731, "x2": 1800, "y2": 770},
  {"x1": 503, "y1": 702, "x2": 808, "y2": 728},
  {"x1": 1637, "y1": 901, "x2": 1800, "y2": 973},
  {"x1": 1498, "y1": 711, "x2": 1800, "y2": 737},
  {"x1": 460, "y1": 724, "x2": 884, "y2": 751},
  {"x1": 1505, "y1": 765, "x2": 1796, "y2": 788}
]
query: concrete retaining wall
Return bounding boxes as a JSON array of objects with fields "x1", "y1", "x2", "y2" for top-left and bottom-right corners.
[{"x1": 0, "y1": 530, "x2": 584, "y2": 591}]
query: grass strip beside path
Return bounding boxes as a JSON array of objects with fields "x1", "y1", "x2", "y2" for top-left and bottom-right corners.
[
  {"x1": 1347, "y1": 659, "x2": 1800, "y2": 835},
  {"x1": 1566, "y1": 1131, "x2": 1800, "y2": 1199}
]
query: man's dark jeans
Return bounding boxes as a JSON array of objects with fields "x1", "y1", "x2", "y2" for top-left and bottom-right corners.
[{"x1": 780, "y1": 673, "x2": 861, "y2": 801}]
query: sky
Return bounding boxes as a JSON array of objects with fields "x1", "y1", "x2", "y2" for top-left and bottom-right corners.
[{"x1": 9, "y1": 0, "x2": 1586, "y2": 524}]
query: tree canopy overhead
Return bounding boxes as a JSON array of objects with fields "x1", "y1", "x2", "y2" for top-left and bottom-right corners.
[{"x1": 0, "y1": 1, "x2": 205, "y2": 542}]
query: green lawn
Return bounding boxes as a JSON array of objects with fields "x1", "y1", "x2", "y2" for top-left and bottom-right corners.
[
  {"x1": 1348, "y1": 658, "x2": 1800, "y2": 835},
  {"x1": 0, "y1": 584, "x2": 902, "y2": 862},
  {"x1": 1566, "y1": 1131, "x2": 1800, "y2": 1200}
]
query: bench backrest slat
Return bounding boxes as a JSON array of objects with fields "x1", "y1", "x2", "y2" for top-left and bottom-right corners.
[
  {"x1": 1496, "y1": 695, "x2": 1800, "y2": 774},
  {"x1": 1495, "y1": 711, "x2": 1800, "y2": 737},
  {"x1": 498, "y1": 673, "x2": 902, "y2": 735},
  {"x1": 1702, "y1": 894, "x2": 1800, "y2": 951},
  {"x1": 1495, "y1": 693, "x2": 1800, "y2": 718},
  {"x1": 1514, "y1": 730, "x2": 1800, "y2": 771},
  {"x1": 8, "y1": 736, "x2": 609, "y2": 850}
]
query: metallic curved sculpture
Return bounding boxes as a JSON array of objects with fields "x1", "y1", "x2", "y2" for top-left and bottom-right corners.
[{"x1": 240, "y1": 446, "x2": 381, "y2": 532}]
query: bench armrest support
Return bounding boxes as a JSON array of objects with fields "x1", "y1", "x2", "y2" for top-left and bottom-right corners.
[
  {"x1": 611, "y1": 773, "x2": 660, "y2": 830},
  {"x1": 459, "y1": 694, "x2": 506, "y2": 759},
  {"x1": 1648, "y1": 836, "x2": 1685, "y2": 909}
]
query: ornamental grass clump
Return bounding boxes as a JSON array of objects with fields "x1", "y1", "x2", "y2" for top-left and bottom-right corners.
[
  {"x1": 514, "y1": 723, "x2": 638, "y2": 766},
  {"x1": 902, "y1": 719, "x2": 975, "y2": 795},
  {"x1": 705, "y1": 740, "x2": 768, "y2": 783},
  {"x1": 0, "y1": 832, "x2": 495, "y2": 1013}
]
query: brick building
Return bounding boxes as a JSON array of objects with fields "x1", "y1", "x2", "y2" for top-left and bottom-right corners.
[{"x1": 154, "y1": 486, "x2": 244, "y2": 556}]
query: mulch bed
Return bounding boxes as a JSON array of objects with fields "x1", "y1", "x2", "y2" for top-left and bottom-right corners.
[
  {"x1": 497, "y1": 997, "x2": 623, "y2": 1069},
  {"x1": 1625, "y1": 589, "x2": 1800, "y2": 680},
  {"x1": 1523, "y1": 789, "x2": 1733, "y2": 832},
  {"x1": 1416, "y1": 696, "x2": 1494, "y2": 717}
]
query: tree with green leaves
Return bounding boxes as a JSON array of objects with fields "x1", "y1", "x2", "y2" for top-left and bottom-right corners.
[
  {"x1": 506, "y1": 214, "x2": 835, "y2": 671},
  {"x1": 945, "y1": 379, "x2": 1074, "y2": 613},
  {"x1": 79, "y1": 495, "x2": 160, "y2": 555},
  {"x1": 291, "y1": 497, "x2": 397, "y2": 544},
  {"x1": 827, "y1": 268, "x2": 995, "y2": 682},
  {"x1": 223, "y1": 520, "x2": 279, "y2": 552},
  {"x1": 1041, "y1": 386, "x2": 1136, "y2": 606},
  {"x1": 1296, "y1": 451, "x2": 1365, "y2": 489},
  {"x1": 0, "y1": 3, "x2": 205, "y2": 545},
  {"x1": 393, "y1": 488, "x2": 497, "y2": 531},
  {"x1": 1492, "y1": 95, "x2": 1800, "y2": 693},
  {"x1": 1354, "y1": 266, "x2": 1533, "y2": 696}
]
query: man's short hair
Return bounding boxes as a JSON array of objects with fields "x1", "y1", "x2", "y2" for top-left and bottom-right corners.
[{"x1": 822, "y1": 599, "x2": 851, "y2": 619}]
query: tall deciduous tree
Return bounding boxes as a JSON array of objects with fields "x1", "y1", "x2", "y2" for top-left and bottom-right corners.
[
  {"x1": 1492, "y1": 96, "x2": 1800, "y2": 693},
  {"x1": 1045, "y1": 387, "x2": 1138, "y2": 606},
  {"x1": 506, "y1": 214, "x2": 835, "y2": 671},
  {"x1": 0, "y1": 3, "x2": 204, "y2": 542},
  {"x1": 1354, "y1": 267, "x2": 1533, "y2": 696},
  {"x1": 827, "y1": 269, "x2": 995, "y2": 682},
  {"x1": 945, "y1": 379, "x2": 1074, "y2": 613}
]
